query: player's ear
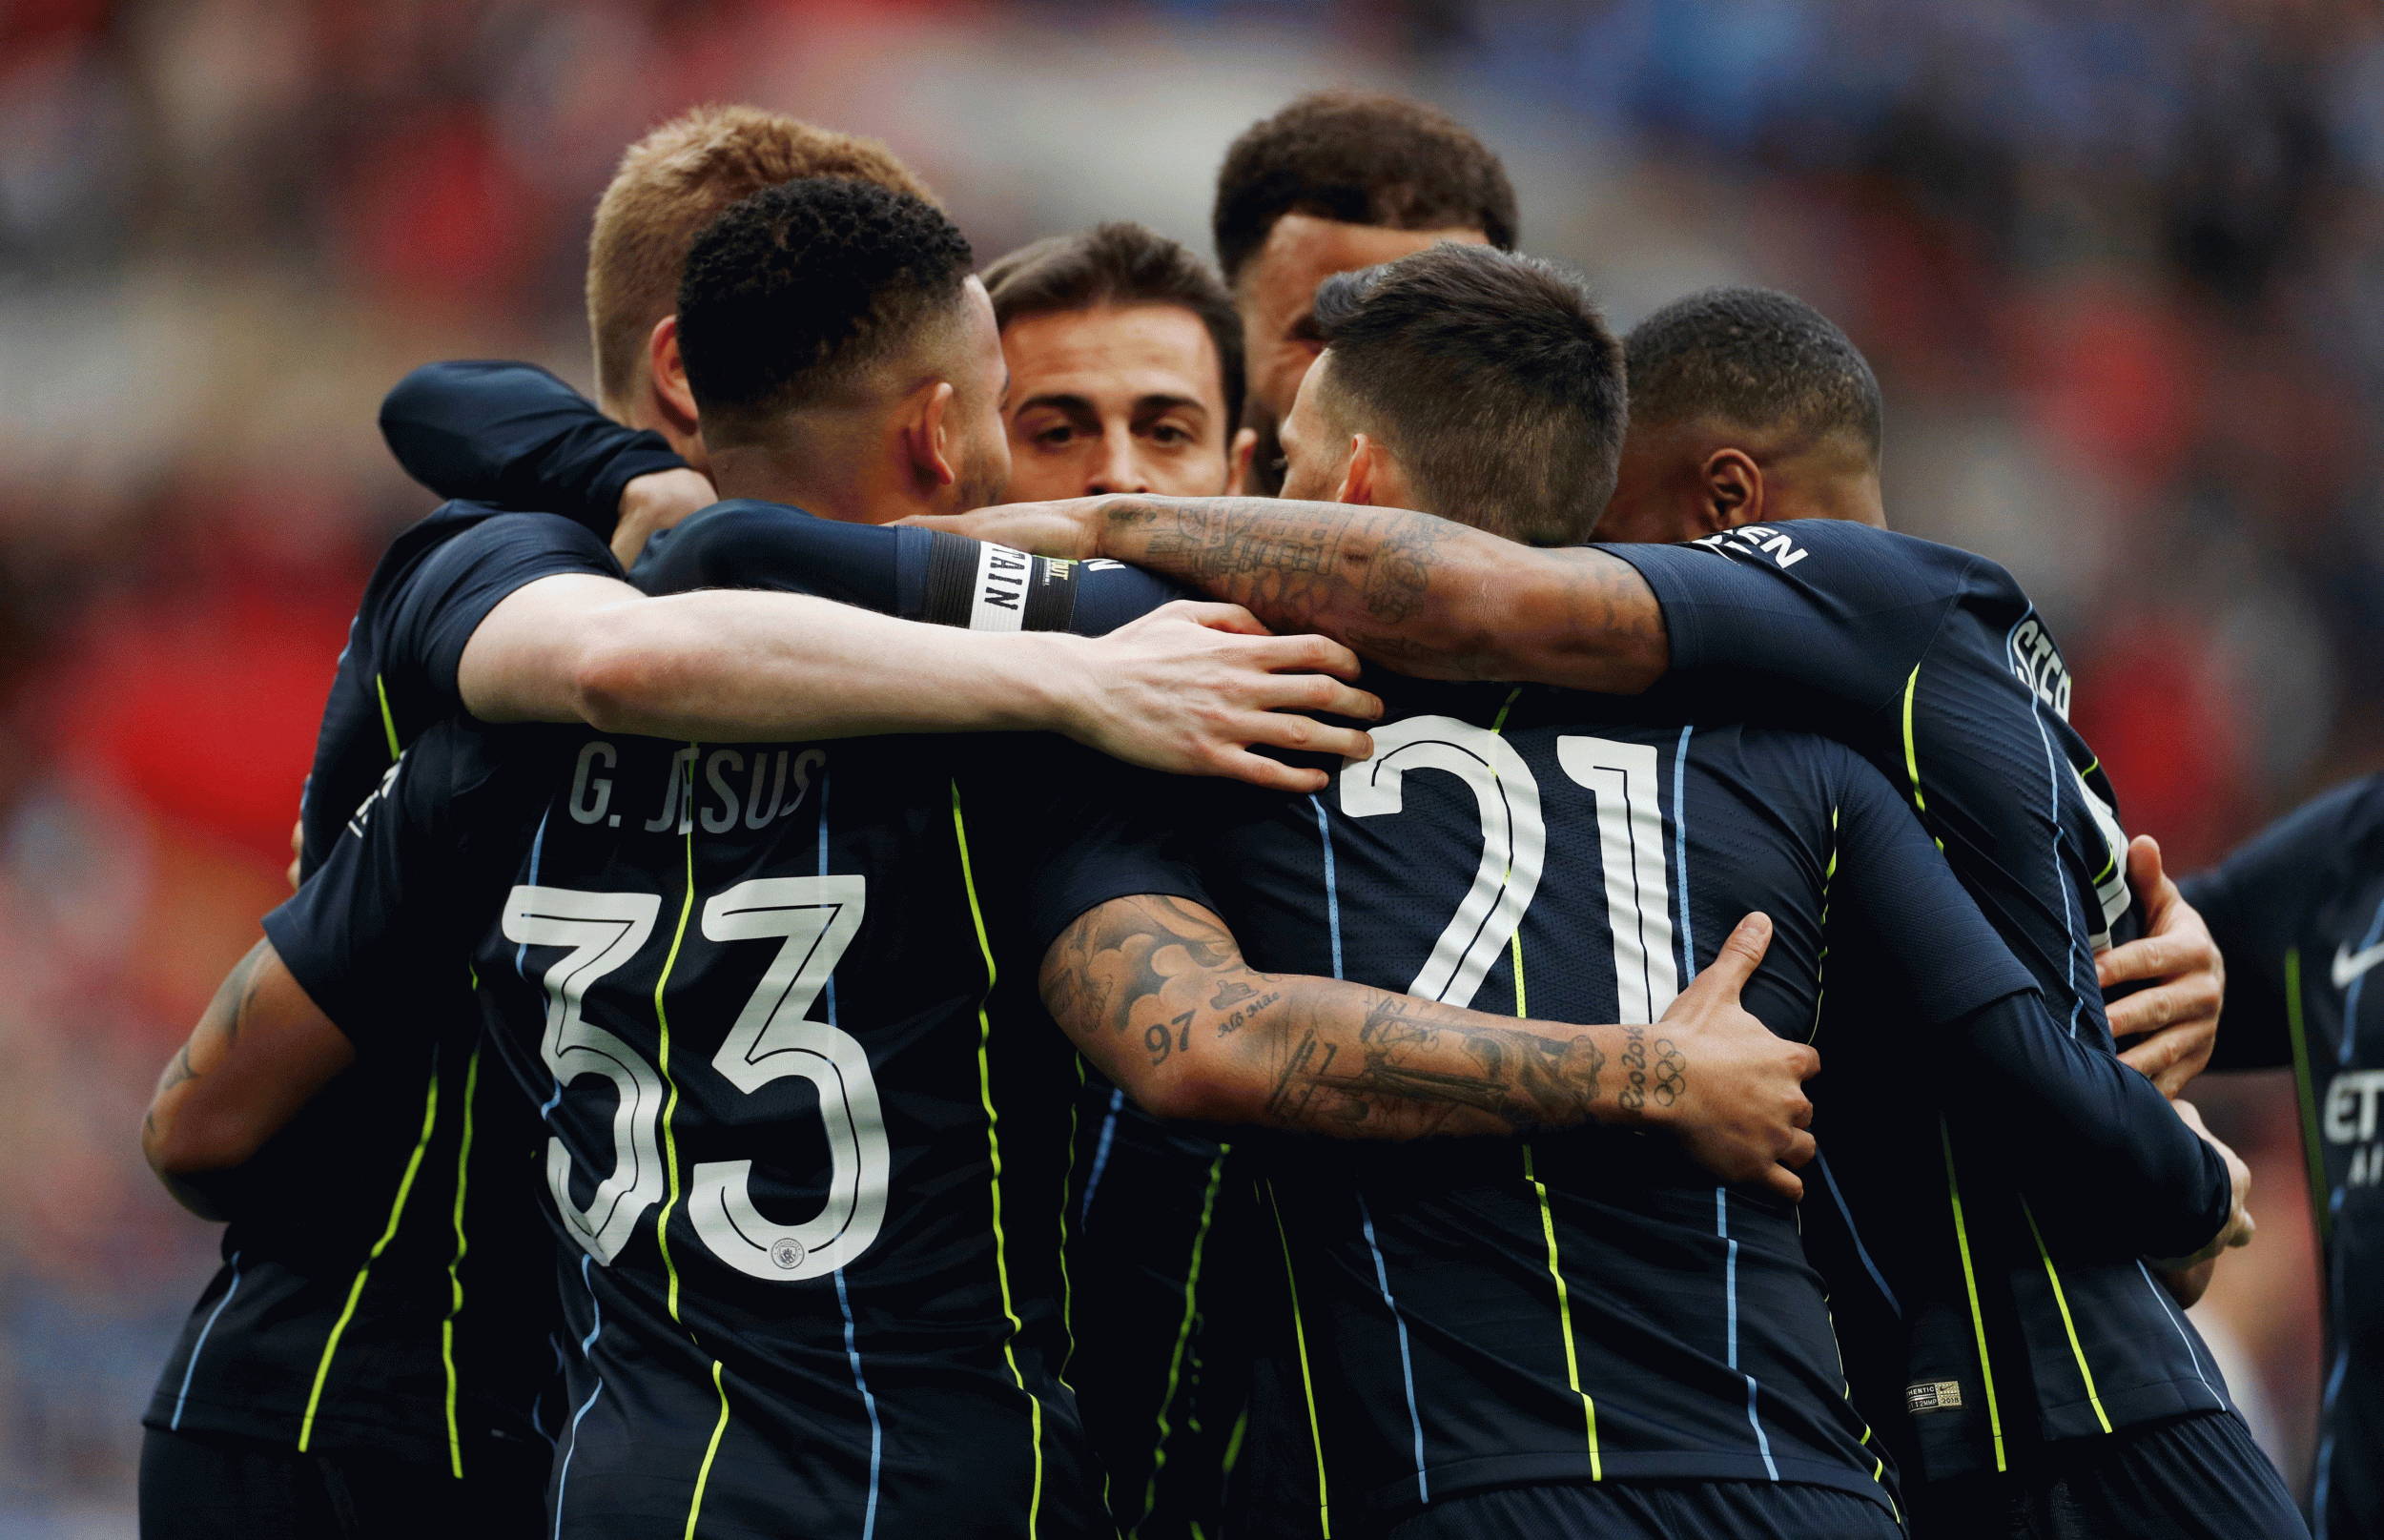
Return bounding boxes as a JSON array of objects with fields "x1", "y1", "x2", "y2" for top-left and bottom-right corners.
[
  {"x1": 647, "y1": 316, "x2": 703, "y2": 445},
  {"x1": 1225, "y1": 425, "x2": 1258, "y2": 495},
  {"x1": 906, "y1": 380, "x2": 962, "y2": 494},
  {"x1": 1336, "y1": 433, "x2": 1379, "y2": 506},
  {"x1": 1698, "y1": 448, "x2": 1763, "y2": 533}
]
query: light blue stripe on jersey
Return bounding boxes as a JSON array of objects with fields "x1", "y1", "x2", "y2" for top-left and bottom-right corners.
[
  {"x1": 1717, "y1": 1189, "x2": 1779, "y2": 1480},
  {"x1": 1672, "y1": 727, "x2": 1695, "y2": 974},
  {"x1": 835, "y1": 1266, "x2": 884, "y2": 1540},
  {"x1": 553, "y1": 1255, "x2": 606, "y2": 1540},
  {"x1": 1815, "y1": 1155, "x2": 1901, "y2": 1320},
  {"x1": 2020, "y1": 684, "x2": 2087, "y2": 1038},
  {"x1": 1311, "y1": 795, "x2": 1344, "y2": 979},
  {"x1": 520, "y1": 810, "x2": 567, "y2": 1118},
  {"x1": 171, "y1": 1251, "x2": 241, "y2": 1429},
  {"x1": 1080, "y1": 1087, "x2": 1127, "y2": 1224},
  {"x1": 2132, "y1": 1260, "x2": 2219, "y2": 1401},
  {"x1": 1356, "y1": 1193, "x2": 1428, "y2": 1506}
]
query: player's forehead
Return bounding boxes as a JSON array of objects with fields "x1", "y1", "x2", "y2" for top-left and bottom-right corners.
[
  {"x1": 1000, "y1": 303, "x2": 1223, "y2": 412},
  {"x1": 1243, "y1": 215, "x2": 1488, "y2": 315}
]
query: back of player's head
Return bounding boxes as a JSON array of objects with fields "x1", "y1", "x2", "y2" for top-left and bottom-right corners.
[
  {"x1": 676, "y1": 177, "x2": 975, "y2": 448},
  {"x1": 982, "y1": 222, "x2": 1245, "y2": 434},
  {"x1": 1624, "y1": 287, "x2": 1881, "y2": 460},
  {"x1": 586, "y1": 104, "x2": 938, "y2": 411},
  {"x1": 1212, "y1": 92, "x2": 1518, "y2": 286},
  {"x1": 1310, "y1": 243, "x2": 1625, "y2": 545}
]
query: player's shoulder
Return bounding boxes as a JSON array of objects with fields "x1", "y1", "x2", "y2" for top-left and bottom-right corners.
[{"x1": 2230, "y1": 770, "x2": 2384, "y2": 880}]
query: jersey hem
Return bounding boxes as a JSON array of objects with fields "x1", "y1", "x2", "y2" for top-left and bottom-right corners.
[{"x1": 1348, "y1": 1448, "x2": 1900, "y2": 1530}]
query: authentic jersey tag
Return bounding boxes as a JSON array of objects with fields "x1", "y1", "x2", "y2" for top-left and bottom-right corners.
[{"x1": 1906, "y1": 1380, "x2": 1964, "y2": 1414}]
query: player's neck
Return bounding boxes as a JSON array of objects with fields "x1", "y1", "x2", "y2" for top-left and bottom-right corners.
[{"x1": 708, "y1": 441, "x2": 935, "y2": 527}]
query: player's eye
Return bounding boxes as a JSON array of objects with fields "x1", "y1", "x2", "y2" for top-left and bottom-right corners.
[
  {"x1": 1034, "y1": 424, "x2": 1076, "y2": 448},
  {"x1": 1148, "y1": 422, "x2": 1193, "y2": 446}
]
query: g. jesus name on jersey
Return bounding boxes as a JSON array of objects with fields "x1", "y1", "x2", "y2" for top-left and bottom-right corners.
[{"x1": 274, "y1": 717, "x2": 1100, "y2": 1540}]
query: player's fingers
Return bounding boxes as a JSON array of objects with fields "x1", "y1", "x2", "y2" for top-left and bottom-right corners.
[
  {"x1": 1789, "y1": 1088, "x2": 1817, "y2": 1128},
  {"x1": 2126, "y1": 833, "x2": 2168, "y2": 898},
  {"x1": 1209, "y1": 748, "x2": 1329, "y2": 794},
  {"x1": 1757, "y1": 1162, "x2": 1806, "y2": 1203},
  {"x1": 2097, "y1": 934, "x2": 2178, "y2": 988},
  {"x1": 1236, "y1": 670, "x2": 1383, "y2": 723},
  {"x1": 2230, "y1": 1209, "x2": 2257, "y2": 1248},
  {"x1": 2116, "y1": 1028, "x2": 2186, "y2": 1080},
  {"x1": 1780, "y1": 1128, "x2": 1818, "y2": 1169},
  {"x1": 1161, "y1": 600, "x2": 1273, "y2": 636},
  {"x1": 1223, "y1": 629, "x2": 1366, "y2": 681},
  {"x1": 1696, "y1": 914, "x2": 1774, "y2": 997},
  {"x1": 1230, "y1": 710, "x2": 1375, "y2": 764}
]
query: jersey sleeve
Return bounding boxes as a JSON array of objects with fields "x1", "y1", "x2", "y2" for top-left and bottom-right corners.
[
  {"x1": 265, "y1": 728, "x2": 470, "y2": 1056},
  {"x1": 380, "y1": 360, "x2": 687, "y2": 537},
  {"x1": 1832, "y1": 757, "x2": 2231, "y2": 1259},
  {"x1": 635, "y1": 500, "x2": 1185, "y2": 637},
  {"x1": 382, "y1": 512, "x2": 621, "y2": 712},
  {"x1": 1603, "y1": 523, "x2": 1974, "y2": 713},
  {"x1": 1025, "y1": 763, "x2": 1218, "y2": 960},
  {"x1": 2186, "y1": 775, "x2": 2383, "y2": 1072}
]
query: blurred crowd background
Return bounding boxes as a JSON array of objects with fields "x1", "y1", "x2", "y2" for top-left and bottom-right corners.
[{"x1": 1, "y1": 0, "x2": 2374, "y2": 1530}]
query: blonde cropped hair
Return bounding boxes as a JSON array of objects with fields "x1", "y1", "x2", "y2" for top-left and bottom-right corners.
[{"x1": 586, "y1": 104, "x2": 935, "y2": 409}]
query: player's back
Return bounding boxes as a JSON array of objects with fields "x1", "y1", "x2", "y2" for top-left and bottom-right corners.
[
  {"x1": 1170, "y1": 674, "x2": 1947, "y2": 1534},
  {"x1": 319, "y1": 717, "x2": 1099, "y2": 1538}
]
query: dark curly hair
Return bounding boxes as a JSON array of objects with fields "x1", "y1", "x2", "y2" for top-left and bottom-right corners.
[
  {"x1": 677, "y1": 176, "x2": 975, "y2": 445},
  {"x1": 981, "y1": 222, "x2": 1244, "y2": 437},
  {"x1": 1311, "y1": 243, "x2": 1624, "y2": 546},
  {"x1": 1212, "y1": 92, "x2": 1517, "y2": 285},
  {"x1": 1624, "y1": 287, "x2": 1881, "y2": 458}
]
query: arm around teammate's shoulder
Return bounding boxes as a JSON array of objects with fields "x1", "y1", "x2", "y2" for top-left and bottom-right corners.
[
  {"x1": 474, "y1": 579, "x2": 1382, "y2": 791},
  {"x1": 913, "y1": 495, "x2": 1673, "y2": 694},
  {"x1": 1038, "y1": 896, "x2": 1818, "y2": 1198}
]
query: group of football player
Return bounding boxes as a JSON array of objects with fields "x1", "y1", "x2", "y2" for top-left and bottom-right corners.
[{"x1": 128, "y1": 88, "x2": 2378, "y2": 1540}]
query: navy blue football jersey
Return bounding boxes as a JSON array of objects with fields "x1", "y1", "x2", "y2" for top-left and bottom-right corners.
[
  {"x1": 1031, "y1": 671, "x2": 2226, "y2": 1536},
  {"x1": 380, "y1": 360, "x2": 686, "y2": 529},
  {"x1": 145, "y1": 509, "x2": 618, "y2": 1472},
  {"x1": 2187, "y1": 773, "x2": 2384, "y2": 1540},
  {"x1": 1610, "y1": 521, "x2": 2236, "y2": 1481}
]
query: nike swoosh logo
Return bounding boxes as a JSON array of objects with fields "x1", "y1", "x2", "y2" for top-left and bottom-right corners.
[{"x1": 2334, "y1": 941, "x2": 2384, "y2": 991}]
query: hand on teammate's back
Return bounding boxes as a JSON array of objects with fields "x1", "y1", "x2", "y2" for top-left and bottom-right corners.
[
  {"x1": 612, "y1": 467, "x2": 719, "y2": 566},
  {"x1": 2147, "y1": 1098, "x2": 2253, "y2": 1308},
  {"x1": 1642, "y1": 914, "x2": 1821, "y2": 1202},
  {"x1": 905, "y1": 497, "x2": 1107, "y2": 559},
  {"x1": 2100, "y1": 834, "x2": 2223, "y2": 1097},
  {"x1": 1059, "y1": 600, "x2": 1379, "y2": 791}
]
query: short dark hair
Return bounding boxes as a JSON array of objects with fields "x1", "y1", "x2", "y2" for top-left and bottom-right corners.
[
  {"x1": 1212, "y1": 92, "x2": 1519, "y2": 285},
  {"x1": 1624, "y1": 287, "x2": 1882, "y2": 458},
  {"x1": 982, "y1": 222, "x2": 1245, "y2": 436},
  {"x1": 677, "y1": 176, "x2": 975, "y2": 446},
  {"x1": 1311, "y1": 243, "x2": 1625, "y2": 545}
]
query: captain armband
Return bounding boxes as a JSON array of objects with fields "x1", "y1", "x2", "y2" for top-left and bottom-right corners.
[{"x1": 919, "y1": 531, "x2": 1080, "y2": 633}]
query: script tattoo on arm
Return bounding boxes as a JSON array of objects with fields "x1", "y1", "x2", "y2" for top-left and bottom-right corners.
[
  {"x1": 1614, "y1": 1022, "x2": 1688, "y2": 1114},
  {"x1": 1092, "y1": 496, "x2": 1671, "y2": 692},
  {"x1": 1039, "y1": 893, "x2": 1627, "y2": 1140}
]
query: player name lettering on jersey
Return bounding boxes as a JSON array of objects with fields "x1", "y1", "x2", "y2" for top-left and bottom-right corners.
[
  {"x1": 1693, "y1": 523, "x2": 1811, "y2": 568},
  {"x1": 565, "y1": 737, "x2": 828, "y2": 834},
  {"x1": 344, "y1": 755, "x2": 407, "y2": 840},
  {"x1": 2327, "y1": 1069, "x2": 2384, "y2": 1145},
  {"x1": 970, "y1": 542, "x2": 1035, "y2": 631},
  {"x1": 2005, "y1": 615, "x2": 2074, "y2": 719}
]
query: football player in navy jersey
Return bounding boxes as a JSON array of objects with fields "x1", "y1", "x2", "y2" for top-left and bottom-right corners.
[
  {"x1": 935, "y1": 278, "x2": 2295, "y2": 1537},
  {"x1": 134, "y1": 113, "x2": 1385, "y2": 1540},
  {"x1": 151, "y1": 177, "x2": 1833, "y2": 1539},
  {"x1": 2185, "y1": 776, "x2": 2384, "y2": 1540},
  {"x1": 1014, "y1": 244, "x2": 2250, "y2": 1540}
]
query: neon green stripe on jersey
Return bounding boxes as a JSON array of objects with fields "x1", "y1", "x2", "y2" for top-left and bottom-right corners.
[
  {"x1": 2020, "y1": 1201, "x2": 2111, "y2": 1432},
  {"x1": 1522, "y1": 1143, "x2": 1601, "y2": 1479},
  {"x1": 1811, "y1": 809, "x2": 1838, "y2": 1043},
  {"x1": 2285, "y1": 950, "x2": 2333, "y2": 1251},
  {"x1": 1266, "y1": 1181, "x2": 1331, "y2": 1536},
  {"x1": 685, "y1": 1361, "x2": 731, "y2": 1540},
  {"x1": 301, "y1": 1063, "x2": 440, "y2": 1451},
  {"x1": 1939, "y1": 1117, "x2": 2005, "y2": 1470},
  {"x1": 374, "y1": 673, "x2": 401, "y2": 761},
  {"x1": 650, "y1": 755, "x2": 700, "y2": 1327},
  {"x1": 1136, "y1": 1145, "x2": 1229, "y2": 1534},
  {"x1": 439, "y1": 1043, "x2": 483, "y2": 1477},
  {"x1": 953, "y1": 783, "x2": 1044, "y2": 1539}
]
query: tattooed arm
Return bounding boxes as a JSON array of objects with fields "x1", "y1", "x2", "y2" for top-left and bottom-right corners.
[
  {"x1": 1040, "y1": 894, "x2": 1819, "y2": 1198},
  {"x1": 915, "y1": 495, "x2": 1671, "y2": 693},
  {"x1": 141, "y1": 939, "x2": 358, "y2": 1221}
]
